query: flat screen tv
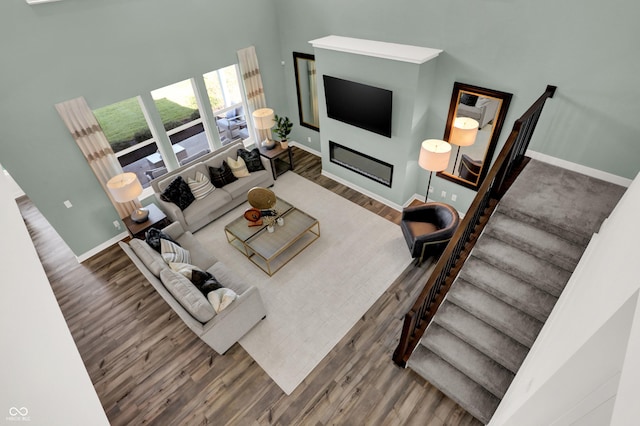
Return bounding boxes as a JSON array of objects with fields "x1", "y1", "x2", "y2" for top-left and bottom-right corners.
[{"x1": 323, "y1": 75, "x2": 392, "y2": 138}]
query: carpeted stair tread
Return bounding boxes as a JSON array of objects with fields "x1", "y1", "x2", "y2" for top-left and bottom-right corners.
[
  {"x1": 459, "y1": 256, "x2": 558, "y2": 322},
  {"x1": 448, "y1": 280, "x2": 543, "y2": 348},
  {"x1": 421, "y1": 323, "x2": 514, "y2": 398},
  {"x1": 472, "y1": 235, "x2": 570, "y2": 297},
  {"x1": 434, "y1": 302, "x2": 529, "y2": 373},
  {"x1": 496, "y1": 159, "x2": 626, "y2": 246},
  {"x1": 484, "y1": 212, "x2": 584, "y2": 272},
  {"x1": 408, "y1": 345, "x2": 499, "y2": 424},
  {"x1": 493, "y1": 206, "x2": 588, "y2": 247}
]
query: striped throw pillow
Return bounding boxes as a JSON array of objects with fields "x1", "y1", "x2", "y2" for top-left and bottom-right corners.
[
  {"x1": 161, "y1": 239, "x2": 191, "y2": 264},
  {"x1": 187, "y1": 171, "x2": 215, "y2": 200}
]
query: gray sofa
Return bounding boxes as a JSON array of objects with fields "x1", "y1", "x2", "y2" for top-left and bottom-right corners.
[
  {"x1": 150, "y1": 139, "x2": 274, "y2": 233},
  {"x1": 119, "y1": 221, "x2": 266, "y2": 355}
]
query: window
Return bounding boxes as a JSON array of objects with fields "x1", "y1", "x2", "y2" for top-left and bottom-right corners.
[
  {"x1": 91, "y1": 65, "x2": 251, "y2": 188},
  {"x1": 93, "y1": 97, "x2": 166, "y2": 188},
  {"x1": 151, "y1": 79, "x2": 210, "y2": 165},
  {"x1": 204, "y1": 65, "x2": 251, "y2": 145},
  {"x1": 151, "y1": 78, "x2": 201, "y2": 132}
]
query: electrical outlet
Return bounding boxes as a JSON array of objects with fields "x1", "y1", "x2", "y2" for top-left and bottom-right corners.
[
  {"x1": 307, "y1": 136, "x2": 311, "y2": 143},
  {"x1": 428, "y1": 186, "x2": 434, "y2": 193},
  {"x1": 441, "y1": 190, "x2": 447, "y2": 198},
  {"x1": 451, "y1": 194, "x2": 457, "y2": 201},
  {"x1": 113, "y1": 220, "x2": 121, "y2": 230},
  {"x1": 64, "y1": 200, "x2": 72, "y2": 208}
]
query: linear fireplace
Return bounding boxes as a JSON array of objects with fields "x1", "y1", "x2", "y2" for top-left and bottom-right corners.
[{"x1": 329, "y1": 141, "x2": 393, "y2": 187}]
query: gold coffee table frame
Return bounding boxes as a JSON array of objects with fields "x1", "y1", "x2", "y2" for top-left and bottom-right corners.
[{"x1": 224, "y1": 197, "x2": 320, "y2": 276}]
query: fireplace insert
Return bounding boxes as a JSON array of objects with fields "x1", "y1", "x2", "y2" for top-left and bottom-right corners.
[{"x1": 329, "y1": 141, "x2": 393, "y2": 187}]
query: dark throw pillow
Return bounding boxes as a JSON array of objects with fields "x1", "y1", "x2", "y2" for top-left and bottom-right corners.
[
  {"x1": 460, "y1": 93, "x2": 479, "y2": 106},
  {"x1": 145, "y1": 228, "x2": 180, "y2": 253},
  {"x1": 208, "y1": 161, "x2": 238, "y2": 188},
  {"x1": 191, "y1": 270, "x2": 224, "y2": 296},
  {"x1": 160, "y1": 176, "x2": 195, "y2": 210},
  {"x1": 238, "y1": 148, "x2": 265, "y2": 172}
]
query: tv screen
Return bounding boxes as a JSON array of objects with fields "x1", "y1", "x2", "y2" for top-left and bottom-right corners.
[{"x1": 323, "y1": 75, "x2": 392, "y2": 138}]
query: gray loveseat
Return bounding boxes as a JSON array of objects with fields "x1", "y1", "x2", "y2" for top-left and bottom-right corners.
[
  {"x1": 151, "y1": 139, "x2": 274, "y2": 233},
  {"x1": 119, "y1": 221, "x2": 266, "y2": 354}
]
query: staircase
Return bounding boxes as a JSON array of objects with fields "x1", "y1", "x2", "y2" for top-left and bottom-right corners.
[{"x1": 406, "y1": 160, "x2": 626, "y2": 424}]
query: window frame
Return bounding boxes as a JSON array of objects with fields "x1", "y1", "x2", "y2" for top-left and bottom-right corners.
[{"x1": 92, "y1": 64, "x2": 254, "y2": 199}]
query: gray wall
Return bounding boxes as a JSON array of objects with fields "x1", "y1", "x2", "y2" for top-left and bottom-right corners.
[
  {"x1": 275, "y1": 0, "x2": 640, "y2": 208},
  {"x1": 0, "y1": 0, "x2": 285, "y2": 256},
  {"x1": 3, "y1": 0, "x2": 639, "y2": 256}
]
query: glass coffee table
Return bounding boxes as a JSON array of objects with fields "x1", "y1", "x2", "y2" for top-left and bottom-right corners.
[{"x1": 224, "y1": 197, "x2": 320, "y2": 276}]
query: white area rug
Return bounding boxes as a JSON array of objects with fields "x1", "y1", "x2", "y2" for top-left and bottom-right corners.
[{"x1": 195, "y1": 172, "x2": 410, "y2": 394}]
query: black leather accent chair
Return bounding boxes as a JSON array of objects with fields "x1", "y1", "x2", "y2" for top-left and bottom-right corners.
[
  {"x1": 458, "y1": 154, "x2": 482, "y2": 182},
  {"x1": 401, "y1": 202, "x2": 460, "y2": 265}
]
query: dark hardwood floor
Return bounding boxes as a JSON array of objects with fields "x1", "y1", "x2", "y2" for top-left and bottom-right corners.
[{"x1": 19, "y1": 146, "x2": 480, "y2": 425}]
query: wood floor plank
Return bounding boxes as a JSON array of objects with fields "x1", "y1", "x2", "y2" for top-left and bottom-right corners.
[{"x1": 18, "y1": 146, "x2": 481, "y2": 426}]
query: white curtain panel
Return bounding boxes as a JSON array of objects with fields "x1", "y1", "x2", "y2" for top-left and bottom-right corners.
[
  {"x1": 237, "y1": 45, "x2": 271, "y2": 142},
  {"x1": 55, "y1": 96, "x2": 138, "y2": 219}
]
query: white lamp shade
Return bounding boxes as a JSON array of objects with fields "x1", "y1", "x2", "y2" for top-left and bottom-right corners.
[
  {"x1": 419, "y1": 139, "x2": 451, "y2": 172},
  {"x1": 252, "y1": 108, "x2": 275, "y2": 130},
  {"x1": 450, "y1": 117, "x2": 479, "y2": 147},
  {"x1": 106, "y1": 172, "x2": 143, "y2": 203}
]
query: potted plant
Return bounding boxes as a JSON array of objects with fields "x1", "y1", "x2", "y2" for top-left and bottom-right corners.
[{"x1": 272, "y1": 114, "x2": 293, "y2": 149}]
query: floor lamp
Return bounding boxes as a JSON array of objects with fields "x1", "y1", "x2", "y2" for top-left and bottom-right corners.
[
  {"x1": 419, "y1": 139, "x2": 452, "y2": 203},
  {"x1": 449, "y1": 117, "x2": 479, "y2": 174}
]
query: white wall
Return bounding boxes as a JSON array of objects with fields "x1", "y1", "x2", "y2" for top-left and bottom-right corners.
[
  {"x1": 1, "y1": 165, "x2": 25, "y2": 199},
  {"x1": 490, "y1": 171, "x2": 640, "y2": 425},
  {"x1": 0, "y1": 173, "x2": 108, "y2": 424}
]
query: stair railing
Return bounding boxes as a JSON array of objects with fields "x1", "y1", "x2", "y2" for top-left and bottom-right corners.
[{"x1": 393, "y1": 85, "x2": 557, "y2": 367}]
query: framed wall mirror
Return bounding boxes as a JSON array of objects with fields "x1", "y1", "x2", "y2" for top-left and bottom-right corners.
[
  {"x1": 437, "y1": 82, "x2": 513, "y2": 190},
  {"x1": 293, "y1": 52, "x2": 319, "y2": 131}
]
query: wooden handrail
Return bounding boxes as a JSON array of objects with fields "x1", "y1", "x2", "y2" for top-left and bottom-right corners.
[{"x1": 393, "y1": 85, "x2": 557, "y2": 367}]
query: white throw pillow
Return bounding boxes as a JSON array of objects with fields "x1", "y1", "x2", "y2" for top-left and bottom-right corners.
[
  {"x1": 169, "y1": 262, "x2": 202, "y2": 280},
  {"x1": 207, "y1": 288, "x2": 238, "y2": 313},
  {"x1": 187, "y1": 171, "x2": 215, "y2": 200},
  {"x1": 161, "y1": 239, "x2": 191, "y2": 264},
  {"x1": 227, "y1": 156, "x2": 250, "y2": 178}
]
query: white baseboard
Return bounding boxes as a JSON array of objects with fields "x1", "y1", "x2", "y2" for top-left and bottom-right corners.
[
  {"x1": 410, "y1": 193, "x2": 427, "y2": 206},
  {"x1": 526, "y1": 150, "x2": 632, "y2": 187},
  {"x1": 320, "y1": 170, "x2": 404, "y2": 212},
  {"x1": 76, "y1": 231, "x2": 128, "y2": 263},
  {"x1": 290, "y1": 141, "x2": 321, "y2": 157},
  {"x1": 293, "y1": 142, "x2": 403, "y2": 210}
]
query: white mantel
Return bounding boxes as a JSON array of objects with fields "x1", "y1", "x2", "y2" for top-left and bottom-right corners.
[
  {"x1": 309, "y1": 35, "x2": 442, "y2": 64},
  {"x1": 25, "y1": 0, "x2": 62, "y2": 4}
]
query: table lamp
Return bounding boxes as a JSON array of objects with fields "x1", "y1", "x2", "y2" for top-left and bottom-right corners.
[
  {"x1": 252, "y1": 108, "x2": 276, "y2": 149},
  {"x1": 449, "y1": 116, "x2": 479, "y2": 173},
  {"x1": 107, "y1": 172, "x2": 148, "y2": 223},
  {"x1": 418, "y1": 139, "x2": 452, "y2": 203}
]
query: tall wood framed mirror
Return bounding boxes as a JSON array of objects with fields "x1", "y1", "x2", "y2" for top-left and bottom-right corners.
[
  {"x1": 437, "y1": 82, "x2": 513, "y2": 190},
  {"x1": 293, "y1": 52, "x2": 319, "y2": 131}
]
